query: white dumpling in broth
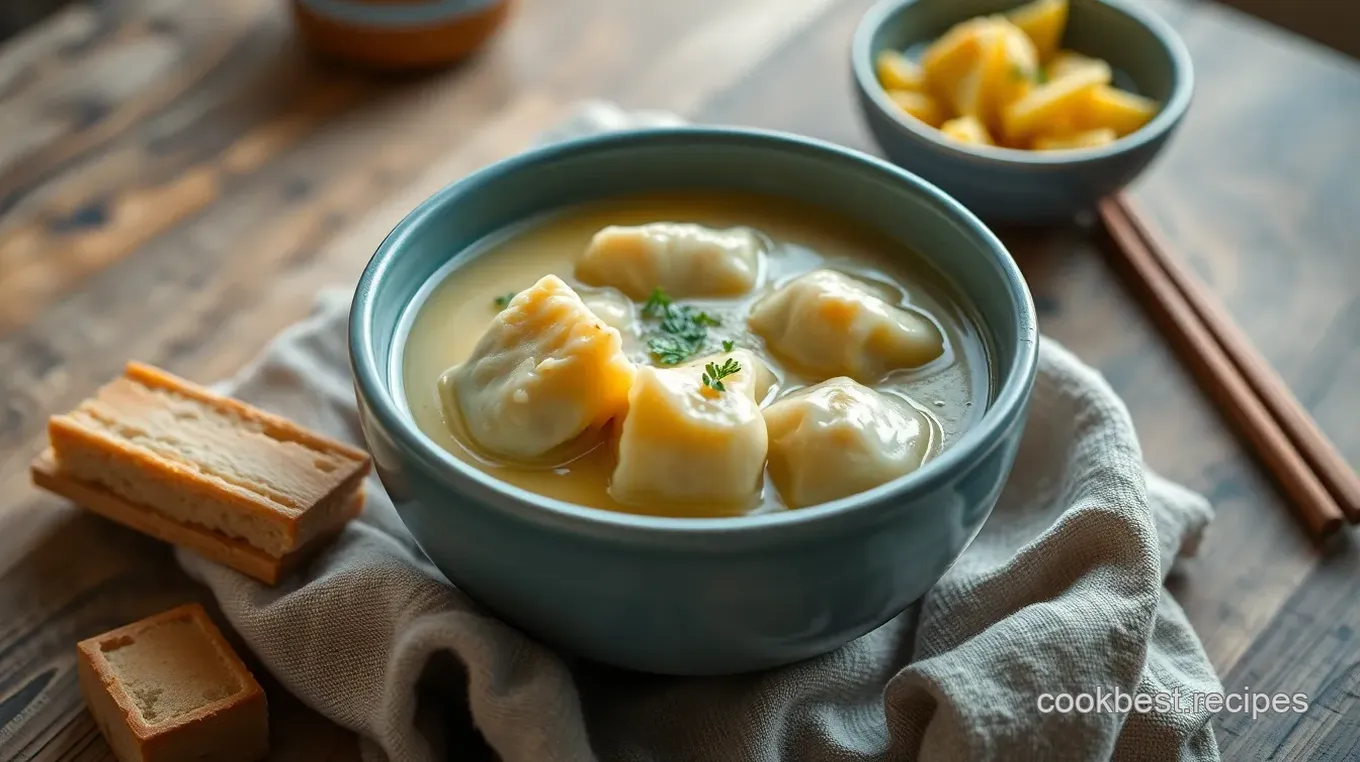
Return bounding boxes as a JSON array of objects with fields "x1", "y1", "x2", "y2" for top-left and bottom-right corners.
[
  {"x1": 763, "y1": 377, "x2": 938, "y2": 508},
  {"x1": 747, "y1": 269, "x2": 945, "y2": 383},
  {"x1": 443, "y1": 275, "x2": 635, "y2": 461},
  {"x1": 575, "y1": 222, "x2": 764, "y2": 300},
  {"x1": 610, "y1": 349, "x2": 772, "y2": 508}
]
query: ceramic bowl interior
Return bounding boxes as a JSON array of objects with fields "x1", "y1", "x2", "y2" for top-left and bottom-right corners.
[{"x1": 359, "y1": 131, "x2": 1032, "y2": 529}]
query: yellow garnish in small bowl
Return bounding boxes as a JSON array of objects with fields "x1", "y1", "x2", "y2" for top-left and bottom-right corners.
[{"x1": 873, "y1": 0, "x2": 1161, "y2": 151}]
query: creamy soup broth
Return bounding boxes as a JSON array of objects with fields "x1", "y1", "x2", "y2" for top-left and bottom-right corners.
[{"x1": 401, "y1": 192, "x2": 992, "y2": 517}]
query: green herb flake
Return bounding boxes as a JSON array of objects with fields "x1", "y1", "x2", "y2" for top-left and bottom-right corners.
[
  {"x1": 642, "y1": 288, "x2": 672, "y2": 319},
  {"x1": 701, "y1": 357, "x2": 742, "y2": 392},
  {"x1": 657, "y1": 311, "x2": 699, "y2": 343},
  {"x1": 721, "y1": 339, "x2": 735, "y2": 352},
  {"x1": 639, "y1": 288, "x2": 725, "y2": 365},
  {"x1": 1035, "y1": 67, "x2": 1049, "y2": 85},
  {"x1": 647, "y1": 335, "x2": 694, "y2": 366},
  {"x1": 493, "y1": 292, "x2": 518, "y2": 309}
]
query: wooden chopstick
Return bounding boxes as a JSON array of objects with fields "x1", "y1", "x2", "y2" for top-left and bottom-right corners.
[
  {"x1": 1111, "y1": 193, "x2": 1360, "y2": 523},
  {"x1": 1096, "y1": 195, "x2": 1347, "y2": 540}
]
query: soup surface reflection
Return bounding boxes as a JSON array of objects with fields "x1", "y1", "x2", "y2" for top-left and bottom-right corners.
[{"x1": 401, "y1": 192, "x2": 991, "y2": 517}]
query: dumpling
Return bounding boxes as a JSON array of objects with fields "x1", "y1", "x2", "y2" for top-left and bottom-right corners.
[
  {"x1": 443, "y1": 275, "x2": 635, "y2": 461},
  {"x1": 610, "y1": 349, "x2": 770, "y2": 507},
  {"x1": 763, "y1": 378, "x2": 937, "y2": 508},
  {"x1": 747, "y1": 270, "x2": 945, "y2": 382},
  {"x1": 576, "y1": 223, "x2": 763, "y2": 299}
]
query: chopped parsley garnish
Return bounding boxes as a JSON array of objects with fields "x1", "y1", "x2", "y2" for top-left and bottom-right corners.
[
  {"x1": 639, "y1": 287, "x2": 724, "y2": 365},
  {"x1": 493, "y1": 292, "x2": 517, "y2": 309},
  {"x1": 701, "y1": 357, "x2": 742, "y2": 392},
  {"x1": 1035, "y1": 67, "x2": 1049, "y2": 85},
  {"x1": 647, "y1": 335, "x2": 696, "y2": 365},
  {"x1": 721, "y1": 339, "x2": 735, "y2": 352},
  {"x1": 642, "y1": 287, "x2": 671, "y2": 319}
]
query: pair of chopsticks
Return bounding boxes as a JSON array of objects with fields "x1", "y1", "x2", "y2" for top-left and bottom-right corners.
[{"x1": 1097, "y1": 193, "x2": 1359, "y2": 541}]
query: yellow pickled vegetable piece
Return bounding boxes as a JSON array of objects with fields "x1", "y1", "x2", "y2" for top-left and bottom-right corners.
[
  {"x1": 978, "y1": 20, "x2": 1041, "y2": 128},
  {"x1": 1034, "y1": 128, "x2": 1117, "y2": 150},
  {"x1": 888, "y1": 1, "x2": 1161, "y2": 153},
  {"x1": 888, "y1": 89, "x2": 945, "y2": 128},
  {"x1": 1022, "y1": 51, "x2": 1099, "y2": 140},
  {"x1": 876, "y1": 50, "x2": 927, "y2": 91},
  {"x1": 946, "y1": 56, "x2": 988, "y2": 123},
  {"x1": 921, "y1": 17, "x2": 993, "y2": 105},
  {"x1": 1080, "y1": 85, "x2": 1159, "y2": 136},
  {"x1": 1006, "y1": 0, "x2": 1068, "y2": 62},
  {"x1": 1014, "y1": 51, "x2": 1097, "y2": 140},
  {"x1": 1002, "y1": 60, "x2": 1110, "y2": 143},
  {"x1": 1046, "y1": 50, "x2": 1106, "y2": 81},
  {"x1": 925, "y1": 18, "x2": 1039, "y2": 132},
  {"x1": 940, "y1": 115, "x2": 995, "y2": 146}
]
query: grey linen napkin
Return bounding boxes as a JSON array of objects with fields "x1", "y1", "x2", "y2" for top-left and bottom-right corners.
[{"x1": 179, "y1": 103, "x2": 1222, "y2": 762}]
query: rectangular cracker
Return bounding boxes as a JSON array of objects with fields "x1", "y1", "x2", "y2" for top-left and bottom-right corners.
[
  {"x1": 32, "y1": 450, "x2": 359, "y2": 585},
  {"x1": 47, "y1": 362, "x2": 371, "y2": 557},
  {"x1": 77, "y1": 602, "x2": 269, "y2": 762}
]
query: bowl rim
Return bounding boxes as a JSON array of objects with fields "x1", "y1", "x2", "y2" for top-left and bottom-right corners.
[
  {"x1": 851, "y1": 0, "x2": 1195, "y2": 167},
  {"x1": 350, "y1": 126, "x2": 1039, "y2": 543},
  {"x1": 294, "y1": 0, "x2": 500, "y2": 27}
]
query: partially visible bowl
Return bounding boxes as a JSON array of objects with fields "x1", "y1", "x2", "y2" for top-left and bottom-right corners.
[
  {"x1": 350, "y1": 127, "x2": 1038, "y2": 675},
  {"x1": 852, "y1": 0, "x2": 1193, "y2": 223},
  {"x1": 291, "y1": 0, "x2": 511, "y2": 70}
]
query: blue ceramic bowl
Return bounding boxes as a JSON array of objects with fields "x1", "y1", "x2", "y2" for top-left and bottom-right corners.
[
  {"x1": 852, "y1": 0, "x2": 1194, "y2": 223},
  {"x1": 350, "y1": 128, "x2": 1038, "y2": 675}
]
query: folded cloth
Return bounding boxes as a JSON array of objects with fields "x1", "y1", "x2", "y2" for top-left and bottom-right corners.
[{"x1": 179, "y1": 102, "x2": 1222, "y2": 762}]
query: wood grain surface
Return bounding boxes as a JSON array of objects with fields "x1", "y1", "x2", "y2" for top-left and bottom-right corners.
[{"x1": 1, "y1": 0, "x2": 1357, "y2": 759}]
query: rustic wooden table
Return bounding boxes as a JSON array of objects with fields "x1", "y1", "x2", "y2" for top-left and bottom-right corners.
[{"x1": 1, "y1": 0, "x2": 1357, "y2": 759}]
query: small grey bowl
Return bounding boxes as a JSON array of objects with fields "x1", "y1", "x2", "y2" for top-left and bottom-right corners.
[{"x1": 852, "y1": 0, "x2": 1194, "y2": 224}]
